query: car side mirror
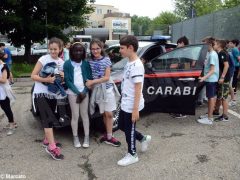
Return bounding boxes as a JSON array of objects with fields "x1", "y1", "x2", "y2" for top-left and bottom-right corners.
[{"x1": 145, "y1": 62, "x2": 152, "y2": 69}]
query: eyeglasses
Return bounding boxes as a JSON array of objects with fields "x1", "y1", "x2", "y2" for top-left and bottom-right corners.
[{"x1": 91, "y1": 48, "x2": 101, "y2": 52}]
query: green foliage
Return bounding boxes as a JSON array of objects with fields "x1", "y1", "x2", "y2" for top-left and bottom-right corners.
[
  {"x1": 12, "y1": 63, "x2": 35, "y2": 78},
  {"x1": 174, "y1": 0, "x2": 194, "y2": 19},
  {"x1": 222, "y1": 0, "x2": 240, "y2": 8},
  {"x1": 174, "y1": 0, "x2": 240, "y2": 19},
  {"x1": 194, "y1": 0, "x2": 222, "y2": 16},
  {"x1": 0, "y1": 0, "x2": 94, "y2": 58},
  {"x1": 147, "y1": 12, "x2": 181, "y2": 35},
  {"x1": 131, "y1": 15, "x2": 152, "y2": 35}
]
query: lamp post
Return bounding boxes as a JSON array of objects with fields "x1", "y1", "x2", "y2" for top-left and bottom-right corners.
[
  {"x1": 43, "y1": 0, "x2": 48, "y2": 45},
  {"x1": 45, "y1": 11, "x2": 48, "y2": 45}
]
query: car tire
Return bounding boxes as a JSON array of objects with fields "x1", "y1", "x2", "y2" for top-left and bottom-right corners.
[
  {"x1": 112, "y1": 103, "x2": 120, "y2": 132},
  {"x1": 30, "y1": 84, "x2": 39, "y2": 117}
]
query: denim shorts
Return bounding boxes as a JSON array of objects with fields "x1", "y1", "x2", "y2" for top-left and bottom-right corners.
[{"x1": 206, "y1": 82, "x2": 217, "y2": 99}]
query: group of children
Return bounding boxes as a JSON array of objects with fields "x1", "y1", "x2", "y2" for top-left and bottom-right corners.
[
  {"x1": 3, "y1": 35, "x2": 238, "y2": 165},
  {"x1": 197, "y1": 37, "x2": 240, "y2": 125},
  {"x1": 30, "y1": 35, "x2": 151, "y2": 166}
]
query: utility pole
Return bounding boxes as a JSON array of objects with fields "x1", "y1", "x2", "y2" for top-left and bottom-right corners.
[{"x1": 190, "y1": 0, "x2": 196, "y2": 18}]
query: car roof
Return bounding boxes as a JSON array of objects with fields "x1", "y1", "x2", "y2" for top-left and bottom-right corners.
[{"x1": 107, "y1": 41, "x2": 155, "y2": 48}]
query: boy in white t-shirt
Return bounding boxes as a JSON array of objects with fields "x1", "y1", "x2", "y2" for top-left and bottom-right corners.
[{"x1": 117, "y1": 35, "x2": 151, "y2": 166}]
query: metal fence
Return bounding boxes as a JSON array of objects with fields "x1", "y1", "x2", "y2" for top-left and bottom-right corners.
[{"x1": 171, "y1": 6, "x2": 240, "y2": 44}]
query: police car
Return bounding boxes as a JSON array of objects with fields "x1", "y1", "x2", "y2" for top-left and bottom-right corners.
[
  {"x1": 111, "y1": 43, "x2": 208, "y2": 115},
  {"x1": 105, "y1": 41, "x2": 176, "y2": 65}
]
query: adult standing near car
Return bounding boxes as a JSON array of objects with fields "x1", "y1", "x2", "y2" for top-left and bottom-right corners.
[
  {"x1": 86, "y1": 39, "x2": 121, "y2": 147},
  {"x1": 0, "y1": 43, "x2": 14, "y2": 85},
  {"x1": 31, "y1": 37, "x2": 64, "y2": 160},
  {"x1": 64, "y1": 42, "x2": 92, "y2": 148}
]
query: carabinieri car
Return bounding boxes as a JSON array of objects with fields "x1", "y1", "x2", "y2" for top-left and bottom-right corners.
[{"x1": 111, "y1": 43, "x2": 208, "y2": 115}]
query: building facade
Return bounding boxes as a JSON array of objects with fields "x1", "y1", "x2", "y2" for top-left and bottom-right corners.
[{"x1": 88, "y1": 4, "x2": 131, "y2": 40}]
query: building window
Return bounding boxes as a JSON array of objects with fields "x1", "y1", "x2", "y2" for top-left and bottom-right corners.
[
  {"x1": 97, "y1": 9, "x2": 102, "y2": 14},
  {"x1": 107, "y1": 9, "x2": 112, "y2": 13}
]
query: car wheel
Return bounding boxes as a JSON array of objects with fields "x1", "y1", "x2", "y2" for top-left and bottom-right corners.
[
  {"x1": 112, "y1": 103, "x2": 120, "y2": 132},
  {"x1": 30, "y1": 84, "x2": 39, "y2": 117}
]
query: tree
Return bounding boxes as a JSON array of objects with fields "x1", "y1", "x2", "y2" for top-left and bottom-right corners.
[
  {"x1": 222, "y1": 0, "x2": 240, "y2": 8},
  {"x1": 194, "y1": 0, "x2": 222, "y2": 16},
  {"x1": 174, "y1": 0, "x2": 222, "y2": 18},
  {"x1": 131, "y1": 15, "x2": 152, "y2": 35},
  {"x1": 0, "y1": 0, "x2": 93, "y2": 61},
  {"x1": 147, "y1": 12, "x2": 181, "y2": 35},
  {"x1": 174, "y1": 0, "x2": 195, "y2": 19}
]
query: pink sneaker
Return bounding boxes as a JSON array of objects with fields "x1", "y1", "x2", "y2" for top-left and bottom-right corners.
[{"x1": 45, "y1": 147, "x2": 64, "y2": 160}]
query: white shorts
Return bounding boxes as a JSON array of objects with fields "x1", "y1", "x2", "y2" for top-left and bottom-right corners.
[{"x1": 104, "y1": 88, "x2": 116, "y2": 112}]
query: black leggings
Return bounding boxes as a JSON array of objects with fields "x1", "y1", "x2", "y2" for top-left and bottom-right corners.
[
  {"x1": 232, "y1": 67, "x2": 239, "y2": 93},
  {"x1": 0, "y1": 97, "x2": 14, "y2": 123},
  {"x1": 118, "y1": 110, "x2": 144, "y2": 155}
]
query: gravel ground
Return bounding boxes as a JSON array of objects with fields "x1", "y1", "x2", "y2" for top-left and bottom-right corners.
[{"x1": 0, "y1": 82, "x2": 240, "y2": 180}]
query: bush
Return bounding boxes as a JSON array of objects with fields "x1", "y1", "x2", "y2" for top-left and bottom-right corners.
[{"x1": 12, "y1": 63, "x2": 35, "y2": 77}]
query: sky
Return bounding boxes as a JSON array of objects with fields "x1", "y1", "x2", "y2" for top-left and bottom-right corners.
[{"x1": 95, "y1": 0, "x2": 175, "y2": 19}]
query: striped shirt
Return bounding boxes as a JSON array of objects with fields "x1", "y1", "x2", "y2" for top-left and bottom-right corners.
[{"x1": 89, "y1": 56, "x2": 112, "y2": 89}]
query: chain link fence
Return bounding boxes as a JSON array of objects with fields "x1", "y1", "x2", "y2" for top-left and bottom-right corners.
[{"x1": 171, "y1": 6, "x2": 240, "y2": 43}]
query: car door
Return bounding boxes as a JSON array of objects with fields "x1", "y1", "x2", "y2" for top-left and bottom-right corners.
[{"x1": 143, "y1": 44, "x2": 208, "y2": 115}]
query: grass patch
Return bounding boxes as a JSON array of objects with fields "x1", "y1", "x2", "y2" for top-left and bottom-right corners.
[{"x1": 12, "y1": 63, "x2": 35, "y2": 78}]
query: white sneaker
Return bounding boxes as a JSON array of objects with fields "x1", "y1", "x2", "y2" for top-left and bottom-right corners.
[
  {"x1": 197, "y1": 117, "x2": 213, "y2": 125},
  {"x1": 7, "y1": 128, "x2": 15, "y2": 136},
  {"x1": 82, "y1": 136, "x2": 89, "y2": 148},
  {"x1": 73, "y1": 136, "x2": 81, "y2": 148},
  {"x1": 117, "y1": 153, "x2": 139, "y2": 166},
  {"x1": 198, "y1": 113, "x2": 208, "y2": 119},
  {"x1": 229, "y1": 101, "x2": 237, "y2": 107},
  {"x1": 141, "y1": 135, "x2": 151, "y2": 152}
]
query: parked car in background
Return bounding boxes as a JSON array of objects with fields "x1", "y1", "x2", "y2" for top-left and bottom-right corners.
[{"x1": 31, "y1": 44, "x2": 48, "y2": 55}]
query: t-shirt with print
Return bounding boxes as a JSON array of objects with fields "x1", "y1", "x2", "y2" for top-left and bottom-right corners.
[
  {"x1": 218, "y1": 50, "x2": 231, "y2": 82},
  {"x1": 33, "y1": 54, "x2": 64, "y2": 97},
  {"x1": 204, "y1": 50, "x2": 219, "y2": 82},
  {"x1": 89, "y1": 56, "x2": 112, "y2": 89},
  {"x1": 121, "y1": 58, "x2": 145, "y2": 113}
]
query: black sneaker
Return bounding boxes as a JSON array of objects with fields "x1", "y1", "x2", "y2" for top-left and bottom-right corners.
[
  {"x1": 100, "y1": 135, "x2": 121, "y2": 147},
  {"x1": 214, "y1": 115, "x2": 229, "y2": 122},
  {"x1": 45, "y1": 147, "x2": 64, "y2": 160},
  {"x1": 42, "y1": 141, "x2": 62, "y2": 148},
  {"x1": 213, "y1": 111, "x2": 220, "y2": 117},
  {"x1": 196, "y1": 101, "x2": 204, "y2": 107},
  {"x1": 171, "y1": 113, "x2": 187, "y2": 118}
]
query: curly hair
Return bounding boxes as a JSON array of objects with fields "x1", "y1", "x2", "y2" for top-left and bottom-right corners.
[{"x1": 69, "y1": 42, "x2": 86, "y2": 61}]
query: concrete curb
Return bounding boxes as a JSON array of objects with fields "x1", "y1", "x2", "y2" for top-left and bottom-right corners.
[{"x1": 14, "y1": 77, "x2": 32, "y2": 82}]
